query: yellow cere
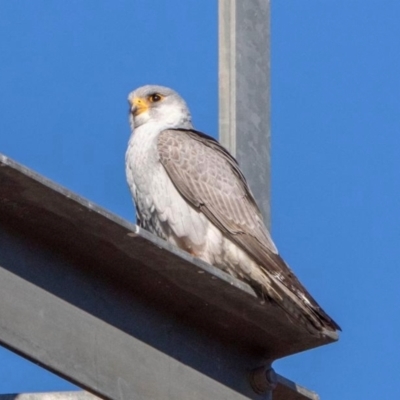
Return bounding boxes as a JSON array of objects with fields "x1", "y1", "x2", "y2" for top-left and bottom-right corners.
[{"x1": 132, "y1": 97, "x2": 150, "y2": 116}]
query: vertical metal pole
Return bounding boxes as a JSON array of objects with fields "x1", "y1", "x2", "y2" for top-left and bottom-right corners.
[
  {"x1": 219, "y1": 2, "x2": 272, "y2": 398},
  {"x1": 219, "y1": 0, "x2": 271, "y2": 229}
]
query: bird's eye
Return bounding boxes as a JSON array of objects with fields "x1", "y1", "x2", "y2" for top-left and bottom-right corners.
[{"x1": 148, "y1": 93, "x2": 162, "y2": 103}]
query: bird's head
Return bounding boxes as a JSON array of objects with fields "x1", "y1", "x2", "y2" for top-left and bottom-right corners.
[{"x1": 128, "y1": 85, "x2": 193, "y2": 131}]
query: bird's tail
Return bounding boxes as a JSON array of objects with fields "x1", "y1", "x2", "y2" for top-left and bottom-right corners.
[{"x1": 251, "y1": 265, "x2": 341, "y2": 336}]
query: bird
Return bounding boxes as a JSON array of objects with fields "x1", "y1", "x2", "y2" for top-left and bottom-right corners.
[{"x1": 125, "y1": 84, "x2": 340, "y2": 336}]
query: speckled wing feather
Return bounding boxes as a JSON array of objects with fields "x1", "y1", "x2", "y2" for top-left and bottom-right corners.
[{"x1": 158, "y1": 128, "x2": 340, "y2": 332}]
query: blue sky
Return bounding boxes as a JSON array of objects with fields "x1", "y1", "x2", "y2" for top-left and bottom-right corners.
[{"x1": 0, "y1": 1, "x2": 399, "y2": 399}]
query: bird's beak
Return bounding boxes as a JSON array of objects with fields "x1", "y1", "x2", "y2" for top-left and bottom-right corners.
[{"x1": 130, "y1": 97, "x2": 149, "y2": 117}]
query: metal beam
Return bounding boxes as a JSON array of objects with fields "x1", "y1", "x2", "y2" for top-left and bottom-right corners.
[
  {"x1": 0, "y1": 374, "x2": 320, "y2": 400},
  {"x1": 0, "y1": 375, "x2": 320, "y2": 400},
  {"x1": 0, "y1": 393, "x2": 97, "y2": 400},
  {"x1": 219, "y1": 0, "x2": 271, "y2": 226},
  {"x1": 0, "y1": 154, "x2": 334, "y2": 399}
]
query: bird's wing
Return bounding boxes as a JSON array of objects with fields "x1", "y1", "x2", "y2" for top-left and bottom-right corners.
[{"x1": 158, "y1": 128, "x2": 340, "y2": 332}]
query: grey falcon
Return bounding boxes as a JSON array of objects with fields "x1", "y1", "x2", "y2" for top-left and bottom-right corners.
[{"x1": 125, "y1": 84, "x2": 340, "y2": 336}]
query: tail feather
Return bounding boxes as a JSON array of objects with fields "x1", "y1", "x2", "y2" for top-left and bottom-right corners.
[{"x1": 251, "y1": 267, "x2": 340, "y2": 336}]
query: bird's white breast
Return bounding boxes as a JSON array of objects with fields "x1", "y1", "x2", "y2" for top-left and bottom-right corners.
[
  {"x1": 126, "y1": 123, "x2": 161, "y2": 210},
  {"x1": 126, "y1": 123, "x2": 209, "y2": 247}
]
